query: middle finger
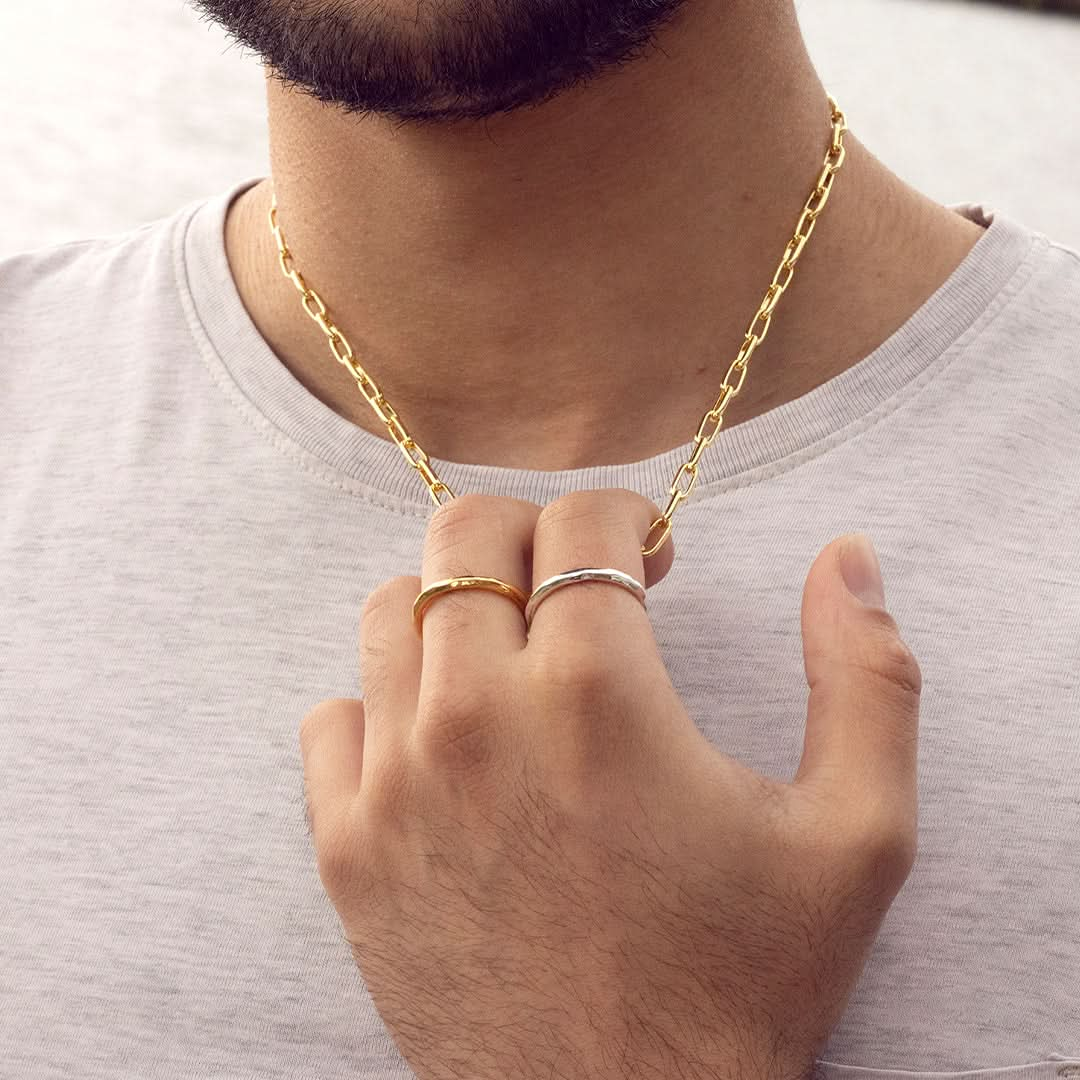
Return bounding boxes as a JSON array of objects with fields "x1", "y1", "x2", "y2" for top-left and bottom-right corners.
[{"x1": 418, "y1": 493, "x2": 541, "y2": 675}]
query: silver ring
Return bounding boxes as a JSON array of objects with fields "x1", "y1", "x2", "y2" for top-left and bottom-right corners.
[{"x1": 524, "y1": 567, "x2": 647, "y2": 631}]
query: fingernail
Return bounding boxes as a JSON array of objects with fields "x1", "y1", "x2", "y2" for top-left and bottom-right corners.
[{"x1": 840, "y1": 533, "x2": 885, "y2": 607}]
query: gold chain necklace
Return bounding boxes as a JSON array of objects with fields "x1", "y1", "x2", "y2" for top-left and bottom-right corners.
[{"x1": 268, "y1": 95, "x2": 847, "y2": 558}]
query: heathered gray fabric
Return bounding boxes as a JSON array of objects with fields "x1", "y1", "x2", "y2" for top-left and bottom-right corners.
[{"x1": 1, "y1": 174, "x2": 1079, "y2": 1080}]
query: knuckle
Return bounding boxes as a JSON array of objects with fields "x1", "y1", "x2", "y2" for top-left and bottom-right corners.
[
  {"x1": 786, "y1": 794, "x2": 917, "y2": 914},
  {"x1": 361, "y1": 750, "x2": 414, "y2": 824},
  {"x1": 425, "y1": 493, "x2": 532, "y2": 561},
  {"x1": 425, "y1": 493, "x2": 490, "y2": 555},
  {"x1": 412, "y1": 683, "x2": 501, "y2": 772},
  {"x1": 536, "y1": 489, "x2": 626, "y2": 537},
  {"x1": 362, "y1": 576, "x2": 419, "y2": 625},
  {"x1": 525, "y1": 642, "x2": 643, "y2": 775},
  {"x1": 855, "y1": 614, "x2": 923, "y2": 699},
  {"x1": 299, "y1": 698, "x2": 353, "y2": 759},
  {"x1": 530, "y1": 637, "x2": 615, "y2": 708},
  {"x1": 845, "y1": 804, "x2": 918, "y2": 894},
  {"x1": 315, "y1": 812, "x2": 364, "y2": 896}
]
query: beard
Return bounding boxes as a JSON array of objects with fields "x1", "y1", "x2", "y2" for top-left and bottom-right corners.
[{"x1": 189, "y1": 0, "x2": 692, "y2": 125}]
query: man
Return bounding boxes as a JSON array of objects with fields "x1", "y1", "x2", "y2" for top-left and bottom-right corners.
[{"x1": 1, "y1": 0, "x2": 1078, "y2": 1075}]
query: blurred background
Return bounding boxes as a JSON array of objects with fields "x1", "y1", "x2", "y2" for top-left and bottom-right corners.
[{"x1": 0, "y1": 0, "x2": 1077, "y2": 258}]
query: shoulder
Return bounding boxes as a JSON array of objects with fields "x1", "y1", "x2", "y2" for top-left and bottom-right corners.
[
  {"x1": 0, "y1": 214, "x2": 179, "y2": 327},
  {"x1": 0, "y1": 197, "x2": 213, "y2": 429},
  {"x1": 968, "y1": 213, "x2": 1080, "y2": 387},
  {"x1": 1012, "y1": 233, "x2": 1080, "y2": 398},
  {"x1": 1022, "y1": 231, "x2": 1080, "y2": 327}
]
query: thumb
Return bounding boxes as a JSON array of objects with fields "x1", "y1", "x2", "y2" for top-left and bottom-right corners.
[
  {"x1": 793, "y1": 533, "x2": 922, "y2": 817},
  {"x1": 300, "y1": 697, "x2": 366, "y2": 851}
]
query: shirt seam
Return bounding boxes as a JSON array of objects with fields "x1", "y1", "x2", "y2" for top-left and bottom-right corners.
[
  {"x1": 813, "y1": 1056, "x2": 1080, "y2": 1077},
  {"x1": 1047, "y1": 238, "x2": 1080, "y2": 267},
  {"x1": 682, "y1": 227, "x2": 1046, "y2": 503},
  {"x1": 174, "y1": 196, "x2": 1044, "y2": 517},
  {"x1": 172, "y1": 202, "x2": 435, "y2": 520}
]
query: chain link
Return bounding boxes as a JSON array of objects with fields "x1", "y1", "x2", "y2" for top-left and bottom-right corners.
[{"x1": 267, "y1": 95, "x2": 848, "y2": 556}]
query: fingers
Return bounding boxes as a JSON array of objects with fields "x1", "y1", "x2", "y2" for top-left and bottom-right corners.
[
  {"x1": 355, "y1": 490, "x2": 675, "y2": 783},
  {"x1": 796, "y1": 534, "x2": 922, "y2": 820},
  {"x1": 358, "y1": 575, "x2": 424, "y2": 768},
  {"x1": 300, "y1": 697, "x2": 366, "y2": 850},
  {"x1": 526, "y1": 489, "x2": 675, "y2": 647},
  {"x1": 358, "y1": 496, "x2": 538, "y2": 776},
  {"x1": 418, "y1": 494, "x2": 541, "y2": 668}
]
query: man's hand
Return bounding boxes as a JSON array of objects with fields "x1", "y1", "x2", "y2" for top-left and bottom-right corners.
[{"x1": 300, "y1": 490, "x2": 921, "y2": 1080}]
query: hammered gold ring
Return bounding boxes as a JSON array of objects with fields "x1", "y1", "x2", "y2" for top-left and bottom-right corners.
[{"x1": 412, "y1": 576, "x2": 529, "y2": 634}]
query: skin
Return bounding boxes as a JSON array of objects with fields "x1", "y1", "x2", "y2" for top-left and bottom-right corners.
[
  {"x1": 301, "y1": 490, "x2": 922, "y2": 1080},
  {"x1": 195, "y1": 0, "x2": 934, "y2": 1072},
  {"x1": 212, "y1": 0, "x2": 987, "y2": 469}
]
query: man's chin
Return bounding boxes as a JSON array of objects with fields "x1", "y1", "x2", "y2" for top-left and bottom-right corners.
[
  {"x1": 310, "y1": 76, "x2": 575, "y2": 126},
  {"x1": 194, "y1": 0, "x2": 693, "y2": 125}
]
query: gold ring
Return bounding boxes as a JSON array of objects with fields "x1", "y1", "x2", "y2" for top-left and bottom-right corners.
[{"x1": 412, "y1": 576, "x2": 529, "y2": 634}]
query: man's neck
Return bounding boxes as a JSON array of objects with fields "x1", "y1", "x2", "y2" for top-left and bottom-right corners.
[{"x1": 224, "y1": 0, "x2": 985, "y2": 471}]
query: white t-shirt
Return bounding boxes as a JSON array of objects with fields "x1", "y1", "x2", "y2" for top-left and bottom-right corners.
[{"x1": 1, "y1": 176, "x2": 1079, "y2": 1079}]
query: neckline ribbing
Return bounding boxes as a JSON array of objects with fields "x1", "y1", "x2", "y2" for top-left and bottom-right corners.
[{"x1": 176, "y1": 174, "x2": 1039, "y2": 512}]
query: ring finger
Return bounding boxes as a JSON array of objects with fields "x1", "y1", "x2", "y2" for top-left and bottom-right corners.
[{"x1": 526, "y1": 488, "x2": 675, "y2": 647}]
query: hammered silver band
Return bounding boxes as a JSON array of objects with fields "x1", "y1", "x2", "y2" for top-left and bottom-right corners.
[{"x1": 524, "y1": 567, "x2": 647, "y2": 631}]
